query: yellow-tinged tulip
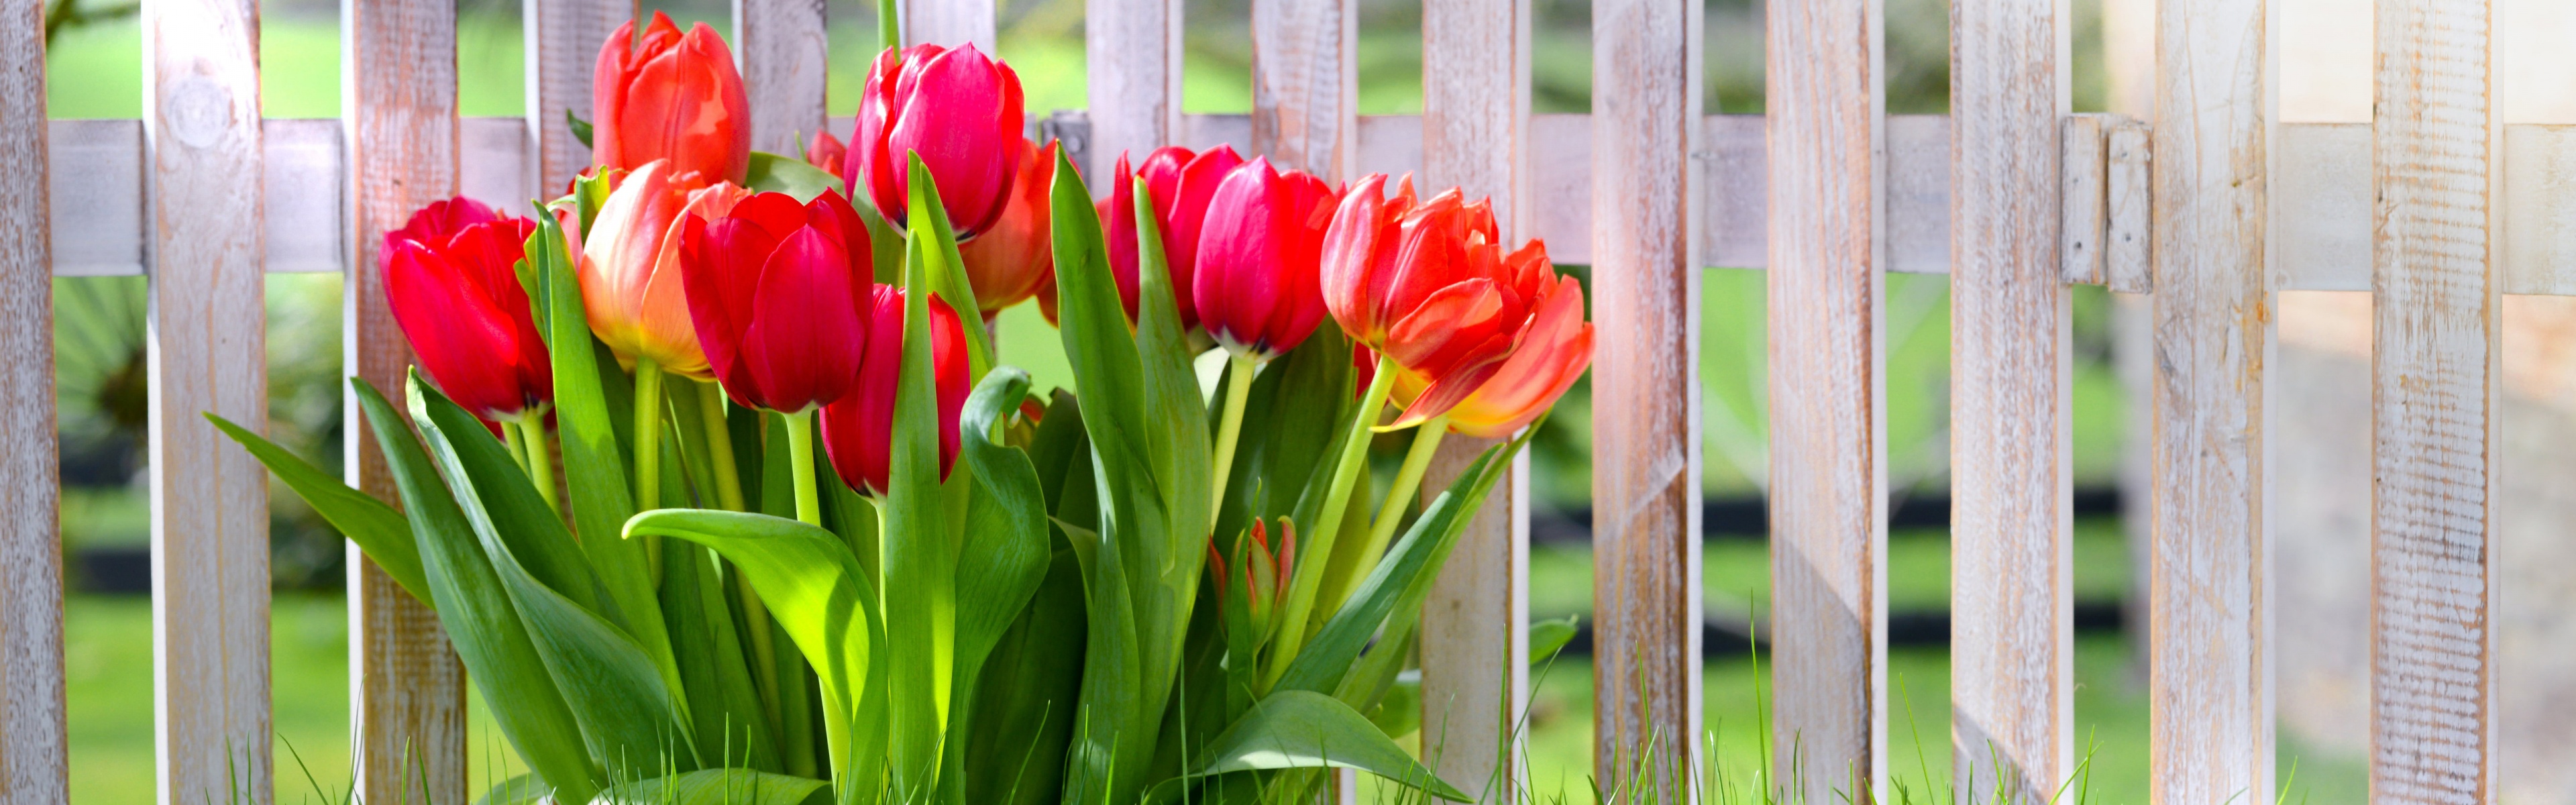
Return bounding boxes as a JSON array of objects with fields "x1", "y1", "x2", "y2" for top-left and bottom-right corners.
[{"x1": 578, "y1": 159, "x2": 750, "y2": 380}]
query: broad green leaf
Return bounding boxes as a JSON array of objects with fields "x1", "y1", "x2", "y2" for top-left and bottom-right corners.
[
  {"x1": 405, "y1": 371, "x2": 604, "y2": 616},
  {"x1": 935, "y1": 368, "x2": 1056, "y2": 802},
  {"x1": 1145, "y1": 691, "x2": 1468, "y2": 803},
  {"x1": 352, "y1": 380, "x2": 602, "y2": 803},
  {"x1": 663, "y1": 540, "x2": 784, "y2": 773},
  {"x1": 474, "y1": 773, "x2": 549, "y2": 805},
  {"x1": 1215, "y1": 327, "x2": 1353, "y2": 543},
  {"x1": 589, "y1": 769, "x2": 830, "y2": 805},
  {"x1": 205, "y1": 413, "x2": 431, "y2": 608},
  {"x1": 1530, "y1": 615, "x2": 1580, "y2": 665},
  {"x1": 1022, "y1": 390, "x2": 1089, "y2": 517},
  {"x1": 745, "y1": 152, "x2": 845, "y2": 202},
  {"x1": 1365, "y1": 669, "x2": 1420, "y2": 741},
  {"x1": 902, "y1": 153, "x2": 993, "y2": 378},
  {"x1": 880, "y1": 227, "x2": 958, "y2": 799},
  {"x1": 961, "y1": 546, "x2": 1087, "y2": 805}
]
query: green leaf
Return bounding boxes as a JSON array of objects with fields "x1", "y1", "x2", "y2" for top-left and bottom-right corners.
[
  {"x1": 936, "y1": 368, "x2": 1056, "y2": 802},
  {"x1": 1144, "y1": 690, "x2": 1469, "y2": 803},
  {"x1": 474, "y1": 773, "x2": 549, "y2": 805},
  {"x1": 204, "y1": 413, "x2": 432, "y2": 608},
  {"x1": 351, "y1": 380, "x2": 603, "y2": 803},
  {"x1": 746, "y1": 152, "x2": 846, "y2": 203},
  {"x1": 567, "y1": 109, "x2": 594, "y2": 149},
  {"x1": 589, "y1": 769, "x2": 830, "y2": 805},
  {"x1": 1212, "y1": 327, "x2": 1354, "y2": 551},
  {"x1": 903, "y1": 152, "x2": 994, "y2": 378},
  {"x1": 1530, "y1": 615, "x2": 1580, "y2": 665},
  {"x1": 662, "y1": 539, "x2": 784, "y2": 773},
  {"x1": 961, "y1": 546, "x2": 1087, "y2": 805},
  {"x1": 879, "y1": 224, "x2": 958, "y2": 798},
  {"x1": 1364, "y1": 669, "x2": 1419, "y2": 741}
]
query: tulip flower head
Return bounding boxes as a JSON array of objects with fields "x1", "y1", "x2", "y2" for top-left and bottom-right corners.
[
  {"x1": 1428, "y1": 273, "x2": 1593, "y2": 438},
  {"x1": 819, "y1": 287, "x2": 971, "y2": 496},
  {"x1": 804, "y1": 130, "x2": 849, "y2": 175},
  {"x1": 848, "y1": 43, "x2": 1026, "y2": 239},
  {"x1": 382, "y1": 198, "x2": 549, "y2": 421},
  {"x1": 592, "y1": 11, "x2": 752, "y2": 185},
  {"x1": 1100, "y1": 145, "x2": 1246, "y2": 327},
  {"x1": 1320, "y1": 174, "x2": 1556, "y2": 427},
  {"x1": 957, "y1": 138, "x2": 1060, "y2": 315},
  {"x1": 580, "y1": 160, "x2": 748, "y2": 380},
  {"x1": 1192, "y1": 157, "x2": 1338, "y2": 362},
  {"x1": 679, "y1": 189, "x2": 878, "y2": 413}
]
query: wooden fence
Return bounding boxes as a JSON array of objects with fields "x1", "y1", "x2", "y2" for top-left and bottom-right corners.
[{"x1": 0, "y1": 0, "x2": 2549, "y2": 801}]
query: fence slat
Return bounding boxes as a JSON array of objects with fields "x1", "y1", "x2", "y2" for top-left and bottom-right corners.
[
  {"x1": 1250, "y1": 0, "x2": 1354, "y2": 180},
  {"x1": 144, "y1": 0, "x2": 272, "y2": 797},
  {"x1": 2149, "y1": 0, "x2": 2272, "y2": 800},
  {"x1": 1949, "y1": 0, "x2": 2072, "y2": 799},
  {"x1": 735, "y1": 0, "x2": 828, "y2": 156},
  {"x1": 2104, "y1": 119, "x2": 2153, "y2": 294},
  {"x1": 900, "y1": 0, "x2": 991, "y2": 50},
  {"x1": 527, "y1": 0, "x2": 631, "y2": 191},
  {"x1": 2371, "y1": 0, "x2": 2500, "y2": 800},
  {"x1": 1083, "y1": 0, "x2": 1181, "y2": 182},
  {"x1": 343, "y1": 0, "x2": 470, "y2": 799},
  {"x1": 1, "y1": 0, "x2": 68, "y2": 799},
  {"x1": 1766, "y1": 0, "x2": 1883, "y2": 799},
  {"x1": 2060, "y1": 115, "x2": 2106, "y2": 286},
  {"x1": 1591, "y1": 0, "x2": 1701, "y2": 795},
  {"x1": 1415, "y1": 0, "x2": 1530, "y2": 798}
]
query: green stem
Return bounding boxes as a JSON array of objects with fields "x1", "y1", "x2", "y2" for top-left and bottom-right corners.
[
  {"x1": 784, "y1": 408, "x2": 823, "y2": 527},
  {"x1": 634, "y1": 358, "x2": 666, "y2": 513},
  {"x1": 876, "y1": 0, "x2": 898, "y2": 50},
  {"x1": 1206, "y1": 352, "x2": 1260, "y2": 516},
  {"x1": 519, "y1": 413, "x2": 559, "y2": 515},
  {"x1": 1261, "y1": 355, "x2": 1397, "y2": 689},
  {"x1": 501, "y1": 417, "x2": 531, "y2": 477},
  {"x1": 1332, "y1": 414, "x2": 1448, "y2": 612}
]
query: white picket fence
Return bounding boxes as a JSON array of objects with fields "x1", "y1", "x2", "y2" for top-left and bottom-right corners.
[{"x1": 0, "y1": 0, "x2": 2559, "y2": 801}]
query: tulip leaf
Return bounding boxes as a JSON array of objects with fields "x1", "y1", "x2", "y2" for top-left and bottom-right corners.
[
  {"x1": 408, "y1": 374, "x2": 700, "y2": 778},
  {"x1": 1141, "y1": 690, "x2": 1469, "y2": 804},
  {"x1": 745, "y1": 152, "x2": 845, "y2": 203},
  {"x1": 473, "y1": 773, "x2": 549, "y2": 805},
  {"x1": 204, "y1": 412, "x2": 433, "y2": 608},
  {"x1": 588, "y1": 769, "x2": 830, "y2": 805},
  {"x1": 661, "y1": 539, "x2": 784, "y2": 773},
  {"x1": 877, "y1": 223, "x2": 961, "y2": 799},
  {"x1": 1530, "y1": 614, "x2": 1580, "y2": 666},
  {"x1": 961, "y1": 544, "x2": 1087, "y2": 805},
  {"x1": 903, "y1": 152, "x2": 994, "y2": 380},
  {"x1": 566, "y1": 109, "x2": 594, "y2": 149},
  {"x1": 351, "y1": 379, "x2": 604, "y2": 804},
  {"x1": 935, "y1": 368, "x2": 1055, "y2": 801},
  {"x1": 1210, "y1": 327, "x2": 1355, "y2": 553}
]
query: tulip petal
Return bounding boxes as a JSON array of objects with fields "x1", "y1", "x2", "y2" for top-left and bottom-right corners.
[
  {"x1": 386, "y1": 240, "x2": 533, "y2": 419},
  {"x1": 738, "y1": 228, "x2": 869, "y2": 411},
  {"x1": 1444, "y1": 276, "x2": 1593, "y2": 438}
]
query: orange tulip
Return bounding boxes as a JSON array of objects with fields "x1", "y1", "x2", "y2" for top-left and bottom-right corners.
[
  {"x1": 956, "y1": 138, "x2": 1059, "y2": 315},
  {"x1": 1395, "y1": 273, "x2": 1591, "y2": 438},
  {"x1": 1318, "y1": 174, "x2": 1552, "y2": 426},
  {"x1": 592, "y1": 11, "x2": 752, "y2": 185},
  {"x1": 579, "y1": 159, "x2": 751, "y2": 380}
]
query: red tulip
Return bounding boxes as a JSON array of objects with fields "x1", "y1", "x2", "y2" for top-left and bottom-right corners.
[
  {"x1": 804, "y1": 130, "x2": 849, "y2": 175},
  {"x1": 1192, "y1": 157, "x2": 1338, "y2": 362},
  {"x1": 592, "y1": 11, "x2": 752, "y2": 185},
  {"x1": 679, "y1": 190, "x2": 878, "y2": 413},
  {"x1": 1099, "y1": 145, "x2": 1246, "y2": 327},
  {"x1": 820, "y1": 288, "x2": 970, "y2": 496},
  {"x1": 1426, "y1": 274, "x2": 1593, "y2": 438},
  {"x1": 1319, "y1": 174, "x2": 1552, "y2": 427},
  {"x1": 957, "y1": 138, "x2": 1059, "y2": 315},
  {"x1": 847, "y1": 44, "x2": 1026, "y2": 239},
  {"x1": 580, "y1": 160, "x2": 749, "y2": 380},
  {"x1": 382, "y1": 198, "x2": 548, "y2": 421}
]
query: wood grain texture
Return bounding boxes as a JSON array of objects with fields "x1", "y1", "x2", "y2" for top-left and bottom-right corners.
[
  {"x1": 144, "y1": 0, "x2": 272, "y2": 797},
  {"x1": 899, "y1": 0, "x2": 990, "y2": 50},
  {"x1": 1084, "y1": 0, "x2": 1181, "y2": 184},
  {"x1": 0, "y1": 0, "x2": 68, "y2": 799},
  {"x1": 526, "y1": 0, "x2": 631, "y2": 190},
  {"x1": 1416, "y1": 0, "x2": 1531, "y2": 796},
  {"x1": 1249, "y1": 0, "x2": 1355, "y2": 180},
  {"x1": 735, "y1": 0, "x2": 828, "y2": 156},
  {"x1": 2061, "y1": 114, "x2": 2106, "y2": 285},
  {"x1": 2148, "y1": 0, "x2": 2273, "y2": 800},
  {"x1": 1766, "y1": 0, "x2": 1884, "y2": 801},
  {"x1": 2104, "y1": 118, "x2": 2153, "y2": 294},
  {"x1": 1948, "y1": 0, "x2": 2072, "y2": 800},
  {"x1": 2370, "y1": 0, "x2": 2499, "y2": 800},
  {"x1": 1591, "y1": 0, "x2": 1701, "y2": 796},
  {"x1": 343, "y1": 0, "x2": 469, "y2": 800},
  {"x1": 2500, "y1": 125, "x2": 2576, "y2": 295}
]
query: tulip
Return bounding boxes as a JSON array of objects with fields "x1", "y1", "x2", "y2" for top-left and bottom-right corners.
[
  {"x1": 956, "y1": 138, "x2": 1059, "y2": 315},
  {"x1": 820, "y1": 287, "x2": 971, "y2": 496},
  {"x1": 1210, "y1": 518, "x2": 1295, "y2": 647},
  {"x1": 1100, "y1": 145, "x2": 1246, "y2": 327},
  {"x1": 804, "y1": 130, "x2": 848, "y2": 175},
  {"x1": 580, "y1": 160, "x2": 749, "y2": 381},
  {"x1": 592, "y1": 11, "x2": 751, "y2": 185},
  {"x1": 382, "y1": 198, "x2": 547, "y2": 422},
  {"x1": 1432, "y1": 274, "x2": 1594, "y2": 438},
  {"x1": 1318, "y1": 174, "x2": 1551, "y2": 427},
  {"x1": 678, "y1": 189, "x2": 877, "y2": 414},
  {"x1": 847, "y1": 43, "x2": 1026, "y2": 239},
  {"x1": 1192, "y1": 156, "x2": 1338, "y2": 362}
]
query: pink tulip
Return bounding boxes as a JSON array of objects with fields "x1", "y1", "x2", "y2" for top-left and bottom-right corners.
[
  {"x1": 1191, "y1": 157, "x2": 1338, "y2": 362},
  {"x1": 847, "y1": 44, "x2": 1026, "y2": 239},
  {"x1": 1099, "y1": 145, "x2": 1246, "y2": 327}
]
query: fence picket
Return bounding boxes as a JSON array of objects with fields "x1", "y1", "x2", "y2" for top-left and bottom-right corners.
[
  {"x1": 1082, "y1": 0, "x2": 1181, "y2": 182},
  {"x1": 343, "y1": 0, "x2": 470, "y2": 799},
  {"x1": 1415, "y1": 0, "x2": 1531, "y2": 798},
  {"x1": 2149, "y1": 0, "x2": 2273, "y2": 800},
  {"x1": 1949, "y1": 0, "x2": 2073, "y2": 800},
  {"x1": 1590, "y1": 0, "x2": 1701, "y2": 796},
  {"x1": 2371, "y1": 0, "x2": 2500, "y2": 800},
  {"x1": 1250, "y1": 0, "x2": 1354, "y2": 180},
  {"x1": 736, "y1": 0, "x2": 829, "y2": 156},
  {"x1": 527, "y1": 0, "x2": 632, "y2": 191},
  {"x1": 0, "y1": 0, "x2": 69, "y2": 799},
  {"x1": 900, "y1": 0, "x2": 992, "y2": 51},
  {"x1": 144, "y1": 0, "x2": 273, "y2": 797}
]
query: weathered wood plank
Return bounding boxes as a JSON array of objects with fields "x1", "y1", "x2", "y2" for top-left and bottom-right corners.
[
  {"x1": 2104, "y1": 118, "x2": 2153, "y2": 294},
  {"x1": 1249, "y1": 0, "x2": 1354, "y2": 180},
  {"x1": 1084, "y1": 0, "x2": 1182, "y2": 183},
  {"x1": 735, "y1": 0, "x2": 829, "y2": 156},
  {"x1": 2149, "y1": 0, "x2": 2273, "y2": 800},
  {"x1": 343, "y1": 0, "x2": 469, "y2": 799},
  {"x1": 144, "y1": 0, "x2": 272, "y2": 798},
  {"x1": 1591, "y1": 0, "x2": 1701, "y2": 796},
  {"x1": 2371, "y1": 0, "x2": 2499, "y2": 801},
  {"x1": 1949, "y1": 0, "x2": 2072, "y2": 800},
  {"x1": 0, "y1": 0, "x2": 68, "y2": 799},
  {"x1": 900, "y1": 0, "x2": 990, "y2": 51},
  {"x1": 527, "y1": 0, "x2": 631, "y2": 189},
  {"x1": 1416, "y1": 0, "x2": 1531, "y2": 797}
]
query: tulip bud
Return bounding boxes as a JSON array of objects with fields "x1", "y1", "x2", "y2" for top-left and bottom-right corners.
[
  {"x1": 679, "y1": 189, "x2": 877, "y2": 413},
  {"x1": 580, "y1": 160, "x2": 748, "y2": 380},
  {"x1": 592, "y1": 11, "x2": 752, "y2": 185},
  {"x1": 956, "y1": 138, "x2": 1059, "y2": 315},
  {"x1": 382, "y1": 198, "x2": 549, "y2": 422},
  {"x1": 804, "y1": 130, "x2": 849, "y2": 175},
  {"x1": 1320, "y1": 174, "x2": 1556, "y2": 427},
  {"x1": 847, "y1": 44, "x2": 1026, "y2": 239},
  {"x1": 1214, "y1": 519, "x2": 1297, "y2": 645},
  {"x1": 1192, "y1": 157, "x2": 1338, "y2": 362},
  {"x1": 818, "y1": 287, "x2": 971, "y2": 496},
  {"x1": 1099, "y1": 145, "x2": 1246, "y2": 327}
]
